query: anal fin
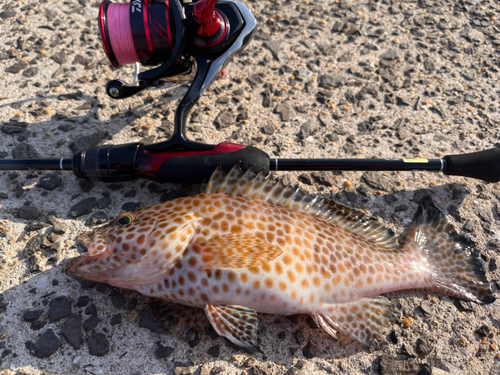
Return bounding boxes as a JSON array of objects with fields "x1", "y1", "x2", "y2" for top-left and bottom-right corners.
[
  {"x1": 204, "y1": 304, "x2": 259, "y2": 348},
  {"x1": 312, "y1": 297, "x2": 394, "y2": 346}
]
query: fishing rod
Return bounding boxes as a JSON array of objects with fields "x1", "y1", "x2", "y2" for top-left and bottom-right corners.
[
  {"x1": 1, "y1": 143, "x2": 499, "y2": 183},
  {"x1": 1, "y1": 0, "x2": 499, "y2": 184}
]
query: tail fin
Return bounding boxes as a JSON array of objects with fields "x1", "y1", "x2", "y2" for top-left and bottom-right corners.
[{"x1": 408, "y1": 200, "x2": 495, "y2": 304}]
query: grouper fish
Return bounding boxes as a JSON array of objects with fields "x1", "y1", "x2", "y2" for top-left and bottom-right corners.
[{"x1": 66, "y1": 165, "x2": 495, "y2": 348}]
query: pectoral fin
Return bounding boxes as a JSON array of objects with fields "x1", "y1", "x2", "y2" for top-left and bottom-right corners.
[
  {"x1": 197, "y1": 233, "x2": 282, "y2": 270},
  {"x1": 204, "y1": 304, "x2": 260, "y2": 348}
]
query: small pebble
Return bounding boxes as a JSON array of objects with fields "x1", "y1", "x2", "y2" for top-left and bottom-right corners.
[
  {"x1": 87, "y1": 331, "x2": 110, "y2": 357},
  {"x1": 48, "y1": 296, "x2": 72, "y2": 322},
  {"x1": 35, "y1": 329, "x2": 60, "y2": 358},
  {"x1": 76, "y1": 296, "x2": 90, "y2": 308},
  {"x1": 127, "y1": 310, "x2": 139, "y2": 322},
  {"x1": 155, "y1": 342, "x2": 174, "y2": 359},
  {"x1": 403, "y1": 317, "x2": 413, "y2": 328},
  {"x1": 60, "y1": 315, "x2": 83, "y2": 350},
  {"x1": 110, "y1": 314, "x2": 122, "y2": 326},
  {"x1": 84, "y1": 304, "x2": 97, "y2": 316},
  {"x1": 23, "y1": 310, "x2": 43, "y2": 322},
  {"x1": 83, "y1": 316, "x2": 100, "y2": 332}
]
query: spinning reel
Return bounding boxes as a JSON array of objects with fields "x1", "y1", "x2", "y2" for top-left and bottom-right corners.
[{"x1": 98, "y1": 0, "x2": 256, "y2": 149}]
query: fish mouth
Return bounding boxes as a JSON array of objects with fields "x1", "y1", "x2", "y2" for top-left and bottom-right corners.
[
  {"x1": 77, "y1": 230, "x2": 115, "y2": 258},
  {"x1": 64, "y1": 256, "x2": 87, "y2": 277},
  {"x1": 66, "y1": 231, "x2": 113, "y2": 278},
  {"x1": 65, "y1": 232, "x2": 94, "y2": 277}
]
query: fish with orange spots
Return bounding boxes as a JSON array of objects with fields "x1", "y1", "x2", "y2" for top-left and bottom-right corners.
[{"x1": 66, "y1": 165, "x2": 495, "y2": 348}]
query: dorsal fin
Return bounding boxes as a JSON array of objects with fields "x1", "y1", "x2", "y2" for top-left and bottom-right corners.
[
  {"x1": 204, "y1": 164, "x2": 323, "y2": 214},
  {"x1": 321, "y1": 199, "x2": 400, "y2": 251},
  {"x1": 205, "y1": 164, "x2": 400, "y2": 250}
]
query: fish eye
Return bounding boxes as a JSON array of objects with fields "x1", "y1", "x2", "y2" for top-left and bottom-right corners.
[{"x1": 117, "y1": 215, "x2": 133, "y2": 225}]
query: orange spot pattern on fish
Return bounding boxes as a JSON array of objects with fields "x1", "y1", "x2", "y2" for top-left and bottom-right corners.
[{"x1": 68, "y1": 165, "x2": 495, "y2": 349}]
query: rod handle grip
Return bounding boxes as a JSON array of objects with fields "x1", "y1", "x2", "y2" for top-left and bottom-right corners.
[
  {"x1": 443, "y1": 148, "x2": 500, "y2": 182},
  {"x1": 152, "y1": 146, "x2": 270, "y2": 183}
]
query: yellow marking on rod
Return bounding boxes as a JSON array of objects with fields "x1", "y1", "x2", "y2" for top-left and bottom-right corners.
[{"x1": 403, "y1": 158, "x2": 429, "y2": 163}]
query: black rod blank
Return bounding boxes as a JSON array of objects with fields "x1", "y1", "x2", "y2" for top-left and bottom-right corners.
[
  {"x1": 0, "y1": 158, "x2": 73, "y2": 171},
  {"x1": 271, "y1": 158, "x2": 444, "y2": 172},
  {"x1": 0, "y1": 157, "x2": 445, "y2": 173}
]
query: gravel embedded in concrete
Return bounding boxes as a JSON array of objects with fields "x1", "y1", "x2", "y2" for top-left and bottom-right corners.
[
  {"x1": 60, "y1": 315, "x2": 83, "y2": 350},
  {"x1": 0, "y1": 0, "x2": 500, "y2": 373},
  {"x1": 48, "y1": 296, "x2": 71, "y2": 322},
  {"x1": 87, "y1": 331, "x2": 110, "y2": 357},
  {"x1": 35, "y1": 329, "x2": 61, "y2": 358}
]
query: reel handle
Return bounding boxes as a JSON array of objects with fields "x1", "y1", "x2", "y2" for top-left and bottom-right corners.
[
  {"x1": 192, "y1": 0, "x2": 226, "y2": 41},
  {"x1": 193, "y1": 0, "x2": 219, "y2": 25}
]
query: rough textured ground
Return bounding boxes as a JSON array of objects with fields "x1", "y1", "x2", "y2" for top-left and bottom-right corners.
[{"x1": 1, "y1": 0, "x2": 500, "y2": 374}]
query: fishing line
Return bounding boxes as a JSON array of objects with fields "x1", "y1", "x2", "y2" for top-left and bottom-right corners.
[{"x1": 107, "y1": 3, "x2": 138, "y2": 66}]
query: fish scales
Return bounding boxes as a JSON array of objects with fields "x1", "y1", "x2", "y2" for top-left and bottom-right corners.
[
  {"x1": 67, "y1": 165, "x2": 495, "y2": 348},
  {"x1": 136, "y1": 194, "x2": 427, "y2": 311}
]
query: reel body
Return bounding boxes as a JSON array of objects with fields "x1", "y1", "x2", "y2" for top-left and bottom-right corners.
[{"x1": 98, "y1": 0, "x2": 255, "y2": 104}]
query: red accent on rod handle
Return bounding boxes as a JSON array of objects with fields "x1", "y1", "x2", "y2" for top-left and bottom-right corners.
[{"x1": 135, "y1": 142, "x2": 246, "y2": 178}]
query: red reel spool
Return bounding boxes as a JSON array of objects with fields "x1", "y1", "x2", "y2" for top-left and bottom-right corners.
[{"x1": 98, "y1": 0, "x2": 174, "y2": 68}]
